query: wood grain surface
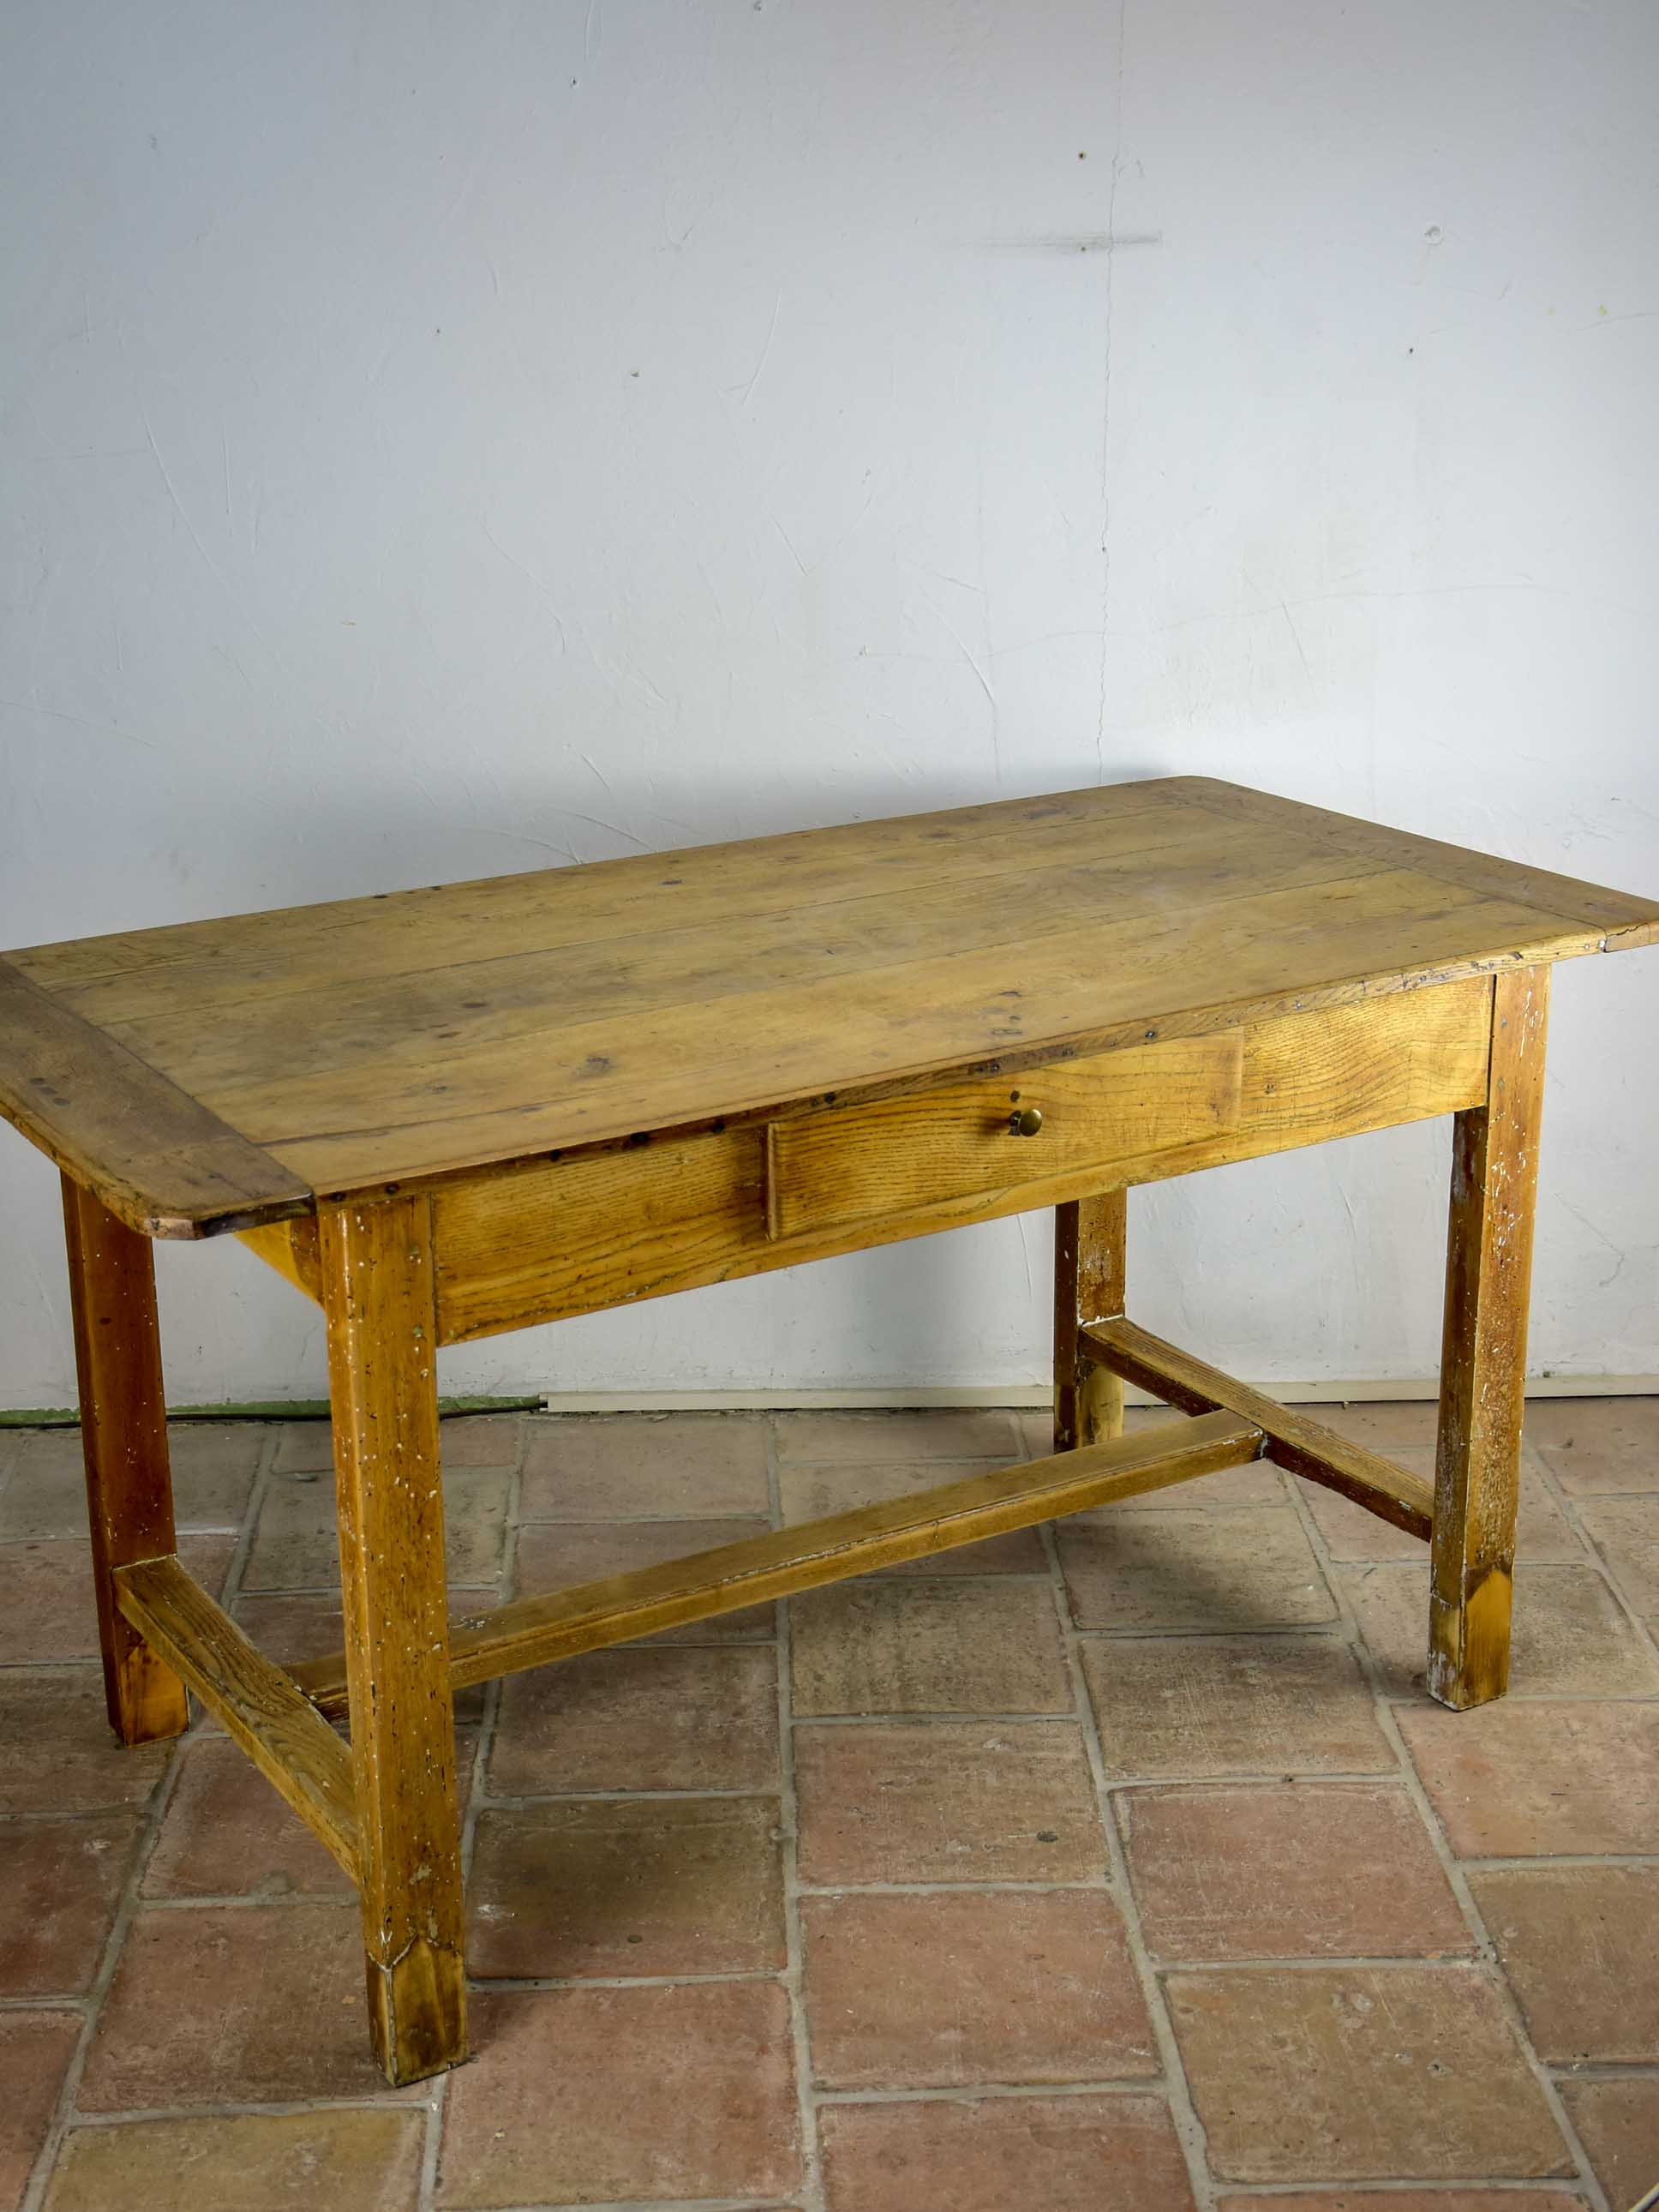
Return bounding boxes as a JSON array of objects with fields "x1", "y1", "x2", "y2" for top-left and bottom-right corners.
[
  {"x1": 320, "y1": 1191, "x2": 468, "y2": 2083},
  {"x1": 267, "y1": 974, "x2": 1487, "y2": 1346},
  {"x1": 114, "y1": 1554, "x2": 358, "y2": 1874},
  {"x1": 291, "y1": 1407, "x2": 1266, "y2": 1715},
  {"x1": 4, "y1": 779, "x2": 1654, "y2": 1226},
  {"x1": 61, "y1": 1176, "x2": 191, "y2": 1741},
  {"x1": 1429, "y1": 965, "x2": 1549, "y2": 1708},
  {"x1": 1082, "y1": 1315, "x2": 1437, "y2": 1540},
  {"x1": 1054, "y1": 1190, "x2": 1128, "y2": 1454},
  {"x1": 0, "y1": 960, "x2": 309, "y2": 1237}
]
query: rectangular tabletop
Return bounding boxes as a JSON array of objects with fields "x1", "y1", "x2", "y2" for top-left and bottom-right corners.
[{"x1": 3, "y1": 776, "x2": 1656, "y2": 1237}]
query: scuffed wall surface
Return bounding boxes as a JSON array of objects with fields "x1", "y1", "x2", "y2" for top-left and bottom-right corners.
[{"x1": 2, "y1": 0, "x2": 1655, "y2": 1405}]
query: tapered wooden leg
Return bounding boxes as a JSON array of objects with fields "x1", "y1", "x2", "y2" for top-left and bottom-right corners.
[
  {"x1": 320, "y1": 1190, "x2": 468, "y2": 2084},
  {"x1": 1428, "y1": 967, "x2": 1548, "y2": 1711},
  {"x1": 61, "y1": 1175, "x2": 189, "y2": 1746},
  {"x1": 1054, "y1": 1189, "x2": 1128, "y2": 1452}
]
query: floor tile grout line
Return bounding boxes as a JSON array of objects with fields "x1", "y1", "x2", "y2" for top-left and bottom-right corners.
[
  {"x1": 1037, "y1": 1506, "x2": 1219, "y2": 2212},
  {"x1": 10, "y1": 1406, "x2": 1652, "y2": 2202},
  {"x1": 1209, "y1": 2185, "x2": 1599, "y2": 2200},
  {"x1": 795, "y1": 1878, "x2": 1115, "y2": 1896},
  {"x1": 776, "y1": 1458, "x2": 1022, "y2": 1475},
  {"x1": 52, "y1": 2094, "x2": 442, "y2": 2128},
  {"x1": 1454, "y1": 1852, "x2": 1659, "y2": 1871},
  {"x1": 396, "y1": 2198, "x2": 800, "y2": 2212},
  {"x1": 1518, "y1": 1435, "x2": 1600, "y2": 1565},
  {"x1": 177, "y1": 1429, "x2": 283, "y2": 1745},
  {"x1": 467, "y1": 1970, "x2": 787, "y2": 1993},
  {"x1": 789, "y1": 1706, "x2": 1099, "y2": 1724},
  {"x1": 515, "y1": 1511, "x2": 781, "y2": 1526},
  {"x1": 1141, "y1": 1955, "x2": 1502, "y2": 1976},
  {"x1": 0, "y1": 1807, "x2": 182, "y2": 1825},
  {"x1": 1531, "y1": 1449, "x2": 1659, "y2": 1677},
  {"x1": 473, "y1": 1756, "x2": 1420, "y2": 1788},
  {"x1": 478, "y1": 1786, "x2": 784, "y2": 1807},
  {"x1": 813, "y1": 1736, "x2": 1404, "y2": 1773},
  {"x1": 17, "y1": 1423, "x2": 283, "y2": 2212},
  {"x1": 1282, "y1": 1464, "x2": 1612, "y2": 2212},
  {"x1": 770, "y1": 1421, "x2": 828, "y2": 2212},
  {"x1": 813, "y1": 2077, "x2": 1189, "y2": 2106},
  {"x1": 1064, "y1": 1620, "x2": 1422, "y2": 1642},
  {"x1": 1535, "y1": 1477, "x2": 1659, "y2": 1504},
  {"x1": 1381, "y1": 1689, "x2": 1659, "y2": 1706},
  {"x1": 114, "y1": 1893, "x2": 358, "y2": 1914}
]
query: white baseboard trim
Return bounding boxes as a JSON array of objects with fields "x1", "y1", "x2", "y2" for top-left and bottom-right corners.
[{"x1": 539, "y1": 1374, "x2": 1659, "y2": 1412}]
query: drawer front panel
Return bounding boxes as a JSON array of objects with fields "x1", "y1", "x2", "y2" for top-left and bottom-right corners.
[{"x1": 765, "y1": 1034, "x2": 1246, "y2": 1241}]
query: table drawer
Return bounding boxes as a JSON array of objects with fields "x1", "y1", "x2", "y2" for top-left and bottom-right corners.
[{"x1": 764, "y1": 1034, "x2": 1245, "y2": 1240}]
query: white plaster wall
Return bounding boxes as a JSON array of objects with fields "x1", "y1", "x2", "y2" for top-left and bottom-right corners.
[{"x1": 2, "y1": 0, "x2": 1656, "y2": 1407}]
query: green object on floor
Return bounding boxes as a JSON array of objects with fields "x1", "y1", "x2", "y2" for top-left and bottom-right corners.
[{"x1": 0, "y1": 1394, "x2": 543, "y2": 1428}]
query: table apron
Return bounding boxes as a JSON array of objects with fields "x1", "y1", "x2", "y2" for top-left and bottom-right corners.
[{"x1": 237, "y1": 974, "x2": 1494, "y2": 1344}]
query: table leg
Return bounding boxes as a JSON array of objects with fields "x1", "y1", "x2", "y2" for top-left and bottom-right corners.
[
  {"x1": 1428, "y1": 966, "x2": 1549, "y2": 1711},
  {"x1": 61, "y1": 1174, "x2": 190, "y2": 1746},
  {"x1": 320, "y1": 1190, "x2": 468, "y2": 2084},
  {"x1": 1054, "y1": 1190, "x2": 1128, "y2": 1452}
]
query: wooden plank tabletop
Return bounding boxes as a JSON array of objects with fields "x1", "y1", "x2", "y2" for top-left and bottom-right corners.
[{"x1": 3, "y1": 776, "x2": 1656, "y2": 1237}]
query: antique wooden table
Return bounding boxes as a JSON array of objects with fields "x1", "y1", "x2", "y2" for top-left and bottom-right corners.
[{"x1": 3, "y1": 776, "x2": 1656, "y2": 2084}]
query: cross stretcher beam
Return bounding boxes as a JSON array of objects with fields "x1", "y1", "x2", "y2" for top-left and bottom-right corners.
[
  {"x1": 1080, "y1": 1315, "x2": 1435, "y2": 1541},
  {"x1": 115, "y1": 1553, "x2": 359, "y2": 1876}
]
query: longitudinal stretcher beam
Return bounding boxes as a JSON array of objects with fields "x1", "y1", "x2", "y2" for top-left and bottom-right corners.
[{"x1": 290, "y1": 1408, "x2": 1266, "y2": 1720}]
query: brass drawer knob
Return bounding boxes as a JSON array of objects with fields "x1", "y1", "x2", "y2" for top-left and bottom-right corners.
[{"x1": 1008, "y1": 1104, "x2": 1044, "y2": 1137}]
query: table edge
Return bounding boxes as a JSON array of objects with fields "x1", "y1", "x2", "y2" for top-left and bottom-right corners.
[
  {"x1": 0, "y1": 956, "x2": 314, "y2": 1239},
  {"x1": 5, "y1": 778, "x2": 1658, "y2": 1233}
]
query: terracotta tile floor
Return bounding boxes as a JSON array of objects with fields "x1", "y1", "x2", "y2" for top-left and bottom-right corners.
[{"x1": 1, "y1": 1400, "x2": 1656, "y2": 2211}]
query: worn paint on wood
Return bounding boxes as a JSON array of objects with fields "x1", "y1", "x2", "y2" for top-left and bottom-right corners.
[
  {"x1": 320, "y1": 1191, "x2": 467, "y2": 2083},
  {"x1": 1054, "y1": 1190, "x2": 1128, "y2": 1452},
  {"x1": 3, "y1": 786, "x2": 1650, "y2": 2095},
  {"x1": 290, "y1": 1409, "x2": 1266, "y2": 1717},
  {"x1": 237, "y1": 975, "x2": 1493, "y2": 1344},
  {"x1": 4, "y1": 779, "x2": 1654, "y2": 1226},
  {"x1": 1429, "y1": 965, "x2": 1550, "y2": 1708},
  {"x1": 0, "y1": 965, "x2": 308, "y2": 1238},
  {"x1": 767, "y1": 1032, "x2": 1240, "y2": 1238},
  {"x1": 115, "y1": 1554, "x2": 357, "y2": 1874},
  {"x1": 1083, "y1": 1315, "x2": 1436, "y2": 1540},
  {"x1": 61, "y1": 1176, "x2": 190, "y2": 1743}
]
